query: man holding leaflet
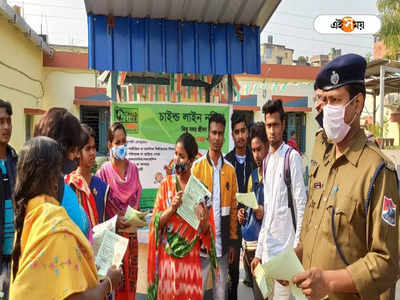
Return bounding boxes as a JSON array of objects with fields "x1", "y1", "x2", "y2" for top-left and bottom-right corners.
[
  {"x1": 251, "y1": 100, "x2": 307, "y2": 300},
  {"x1": 238, "y1": 122, "x2": 268, "y2": 300},
  {"x1": 294, "y1": 54, "x2": 399, "y2": 300}
]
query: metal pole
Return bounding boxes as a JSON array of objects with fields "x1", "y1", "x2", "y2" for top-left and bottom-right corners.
[
  {"x1": 228, "y1": 75, "x2": 233, "y2": 104},
  {"x1": 373, "y1": 92, "x2": 376, "y2": 125},
  {"x1": 111, "y1": 71, "x2": 118, "y2": 102},
  {"x1": 379, "y1": 65, "x2": 385, "y2": 148}
]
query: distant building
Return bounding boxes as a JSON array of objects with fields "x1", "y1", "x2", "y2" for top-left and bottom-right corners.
[
  {"x1": 260, "y1": 35, "x2": 294, "y2": 65},
  {"x1": 328, "y1": 48, "x2": 342, "y2": 60},
  {"x1": 310, "y1": 55, "x2": 329, "y2": 67},
  {"x1": 294, "y1": 56, "x2": 310, "y2": 66},
  {"x1": 310, "y1": 48, "x2": 342, "y2": 67}
]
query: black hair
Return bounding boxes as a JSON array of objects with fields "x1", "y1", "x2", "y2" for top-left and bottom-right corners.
[
  {"x1": 231, "y1": 111, "x2": 248, "y2": 131},
  {"x1": 12, "y1": 136, "x2": 63, "y2": 281},
  {"x1": 107, "y1": 122, "x2": 127, "y2": 143},
  {"x1": 79, "y1": 123, "x2": 96, "y2": 151},
  {"x1": 176, "y1": 132, "x2": 199, "y2": 161},
  {"x1": 33, "y1": 107, "x2": 81, "y2": 158},
  {"x1": 0, "y1": 99, "x2": 12, "y2": 116},
  {"x1": 249, "y1": 122, "x2": 267, "y2": 144},
  {"x1": 262, "y1": 99, "x2": 285, "y2": 122},
  {"x1": 208, "y1": 113, "x2": 226, "y2": 131},
  {"x1": 290, "y1": 131, "x2": 296, "y2": 137},
  {"x1": 344, "y1": 83, "x2": 366, "y2": 101}
]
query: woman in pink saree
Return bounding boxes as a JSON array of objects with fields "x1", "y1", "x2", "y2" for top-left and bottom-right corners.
[{"x1": 96, "y1": 122, "x2": 142, "y2": 300}]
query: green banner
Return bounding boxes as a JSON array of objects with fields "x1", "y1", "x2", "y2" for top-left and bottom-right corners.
[
  {"x1": 111, "y1": 103, "x2": 230, "y2": 209},
  {"x1": 112, "y1": 103, "x2": 230, "y2": 152}
]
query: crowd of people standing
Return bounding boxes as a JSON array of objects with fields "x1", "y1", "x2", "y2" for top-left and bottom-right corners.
[{"x1": 0, "y1": 52, "x2": 398, "y2": 300}]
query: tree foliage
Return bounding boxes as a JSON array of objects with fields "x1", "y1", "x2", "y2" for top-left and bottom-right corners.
[{"x1": 377, "y1": 0, "x2": 400, "y2": 59}]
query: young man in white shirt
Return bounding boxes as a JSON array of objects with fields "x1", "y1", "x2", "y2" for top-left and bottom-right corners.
[{"x1": 251, "y1": 99, "x2": 307, "y2": 300}]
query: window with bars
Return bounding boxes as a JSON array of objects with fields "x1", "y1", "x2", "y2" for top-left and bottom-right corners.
[{"x1": 80, "y1": 106, "x2": 110, "y2": 156}]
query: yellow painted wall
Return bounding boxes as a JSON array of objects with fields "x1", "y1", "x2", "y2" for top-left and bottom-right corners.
[
  {"x1": 43, "y1": 67, "x2": 98, "y2": 119},
  {"x1": 0, "y1": 12, "x2": 99, "y2": 152},
  {"x1": 0, "y1": 13, "x2": 44, "y2": 151}
]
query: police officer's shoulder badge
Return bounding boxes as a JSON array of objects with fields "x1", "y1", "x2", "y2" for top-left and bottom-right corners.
[
  {"x1": 382, "y1": 196, "x2": 396, "y2": 226},
  {"x1": 330, "y1": 71, "x2": 339, "y2": 85}
]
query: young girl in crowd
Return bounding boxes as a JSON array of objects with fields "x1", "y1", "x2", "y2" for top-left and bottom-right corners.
[
  {"x1": 9, "y1": 136, "x2": 122, "y2": 300},
  {"x1": 65, "y1": 124, "x2": 109, "y2": 234},
  {"x1": 96, "y1": 122, "x2": 142, "y2": 300}
]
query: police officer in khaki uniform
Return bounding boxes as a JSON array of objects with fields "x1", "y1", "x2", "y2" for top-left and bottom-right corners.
[{"x1": 294, "y1": 54, "x2": 399, "y2": 300}]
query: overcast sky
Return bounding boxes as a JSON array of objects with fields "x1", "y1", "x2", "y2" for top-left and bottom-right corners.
[{"x1": 7, "y1": 0, "x2": 379, "y2": 59}]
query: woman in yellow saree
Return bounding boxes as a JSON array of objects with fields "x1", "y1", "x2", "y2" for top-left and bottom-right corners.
[{"x1": 9, "y1": 136, "x2": 122, "y2": 300}]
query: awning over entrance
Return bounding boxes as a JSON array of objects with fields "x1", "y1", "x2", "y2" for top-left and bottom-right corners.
[
  {"x1": 233, "y1": 95, "x2": 260, "y2": 111},
  {"x1": 74, "y1": 87, "x2": 111, "y2": 107},
  {"x1": 84, "y1": 0, "x2": 281, "y2": 74}
]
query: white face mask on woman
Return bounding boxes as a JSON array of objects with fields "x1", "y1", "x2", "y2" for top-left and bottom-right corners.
[{"x1": 323, "y1": 94, "x2": 358, "y2": 143}]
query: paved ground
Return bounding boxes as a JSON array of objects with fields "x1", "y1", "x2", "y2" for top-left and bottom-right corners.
[{"x1": 138, "y1": 276, "x2": 400, "y2": 299}]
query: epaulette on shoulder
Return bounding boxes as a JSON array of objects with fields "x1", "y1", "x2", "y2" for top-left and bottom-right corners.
[{"x1": 366, "y1": 140, "x2": 396, "y2": 172}]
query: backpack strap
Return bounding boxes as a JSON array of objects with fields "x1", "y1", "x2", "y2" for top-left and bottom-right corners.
[
  {"x1": 251, "y1": 168, "x2": 259, "y2": 191},
  {"x1": 284, "y1": 147, "x2": 296, "y2": 230},
  {"x1": 365, "y1": 161, "x2": 386, "y2": 216},
  {"x1": 263, "y1": 153, "x2": 271, "y2": 180}
]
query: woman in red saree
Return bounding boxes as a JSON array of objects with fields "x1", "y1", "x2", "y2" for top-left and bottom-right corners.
[
  {"x1": 96, "y1": 122, "x2": 142, "y2": 300},
  {"x1": 147, "y1": 133, "x2": 217, "y2": 300}
]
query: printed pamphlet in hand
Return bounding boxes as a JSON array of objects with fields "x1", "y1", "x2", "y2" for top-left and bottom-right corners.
[
  {"x1": 261, "y1": 248, "x2": 307, "y2": 300},
  {"x1": 120, "y1": 205, "x2": 149, "y2": 233},
  {"x1": 92, "y1": 215, "x2": 118, "y2": 256},
  {"x1": 95, "y1": 230, "x2": 129, "y2": 279},
  {"x1": 177, "y1": 175, "x2": 211, "y2": 230},
  {"x1": 236, "y1": 192, "x2": 258, "y2": 209},
  {"x1": 254, "y1": 264, "x2": 272, "y2": 299}
]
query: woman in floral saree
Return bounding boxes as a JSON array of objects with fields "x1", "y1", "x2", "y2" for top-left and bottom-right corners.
[{"x1": 147, "y1": 133, "x2": 217, "y2": 300}]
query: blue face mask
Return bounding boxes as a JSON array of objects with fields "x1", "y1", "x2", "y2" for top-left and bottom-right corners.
[
  {"x1": 175, "y1": 162, "x2": 188, "y2": 174},
  {"x1": 111, "y1": 144, "x2": 127, "y2": 161}
]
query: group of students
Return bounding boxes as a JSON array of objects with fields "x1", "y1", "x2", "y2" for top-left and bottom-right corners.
[
  {"x1": 145, "y1": 101, "x2": 305, "y2": 300},
  {"x1": 0, "y1": 105, "x2": 142, "y2": 299}
]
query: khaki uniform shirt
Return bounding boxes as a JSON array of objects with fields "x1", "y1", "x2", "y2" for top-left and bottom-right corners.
[{"x1": 301, "y1": 128, "x2": 399, "y2": 300}]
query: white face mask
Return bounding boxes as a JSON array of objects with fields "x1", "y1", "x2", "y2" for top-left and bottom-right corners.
[{"x1": 323, "y1": 95, "x2": 358, "y2": 143}]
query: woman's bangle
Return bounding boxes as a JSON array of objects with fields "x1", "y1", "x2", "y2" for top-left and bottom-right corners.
[{"x1": 105, "y1": 276, "x2": 113, "y2": 296}]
